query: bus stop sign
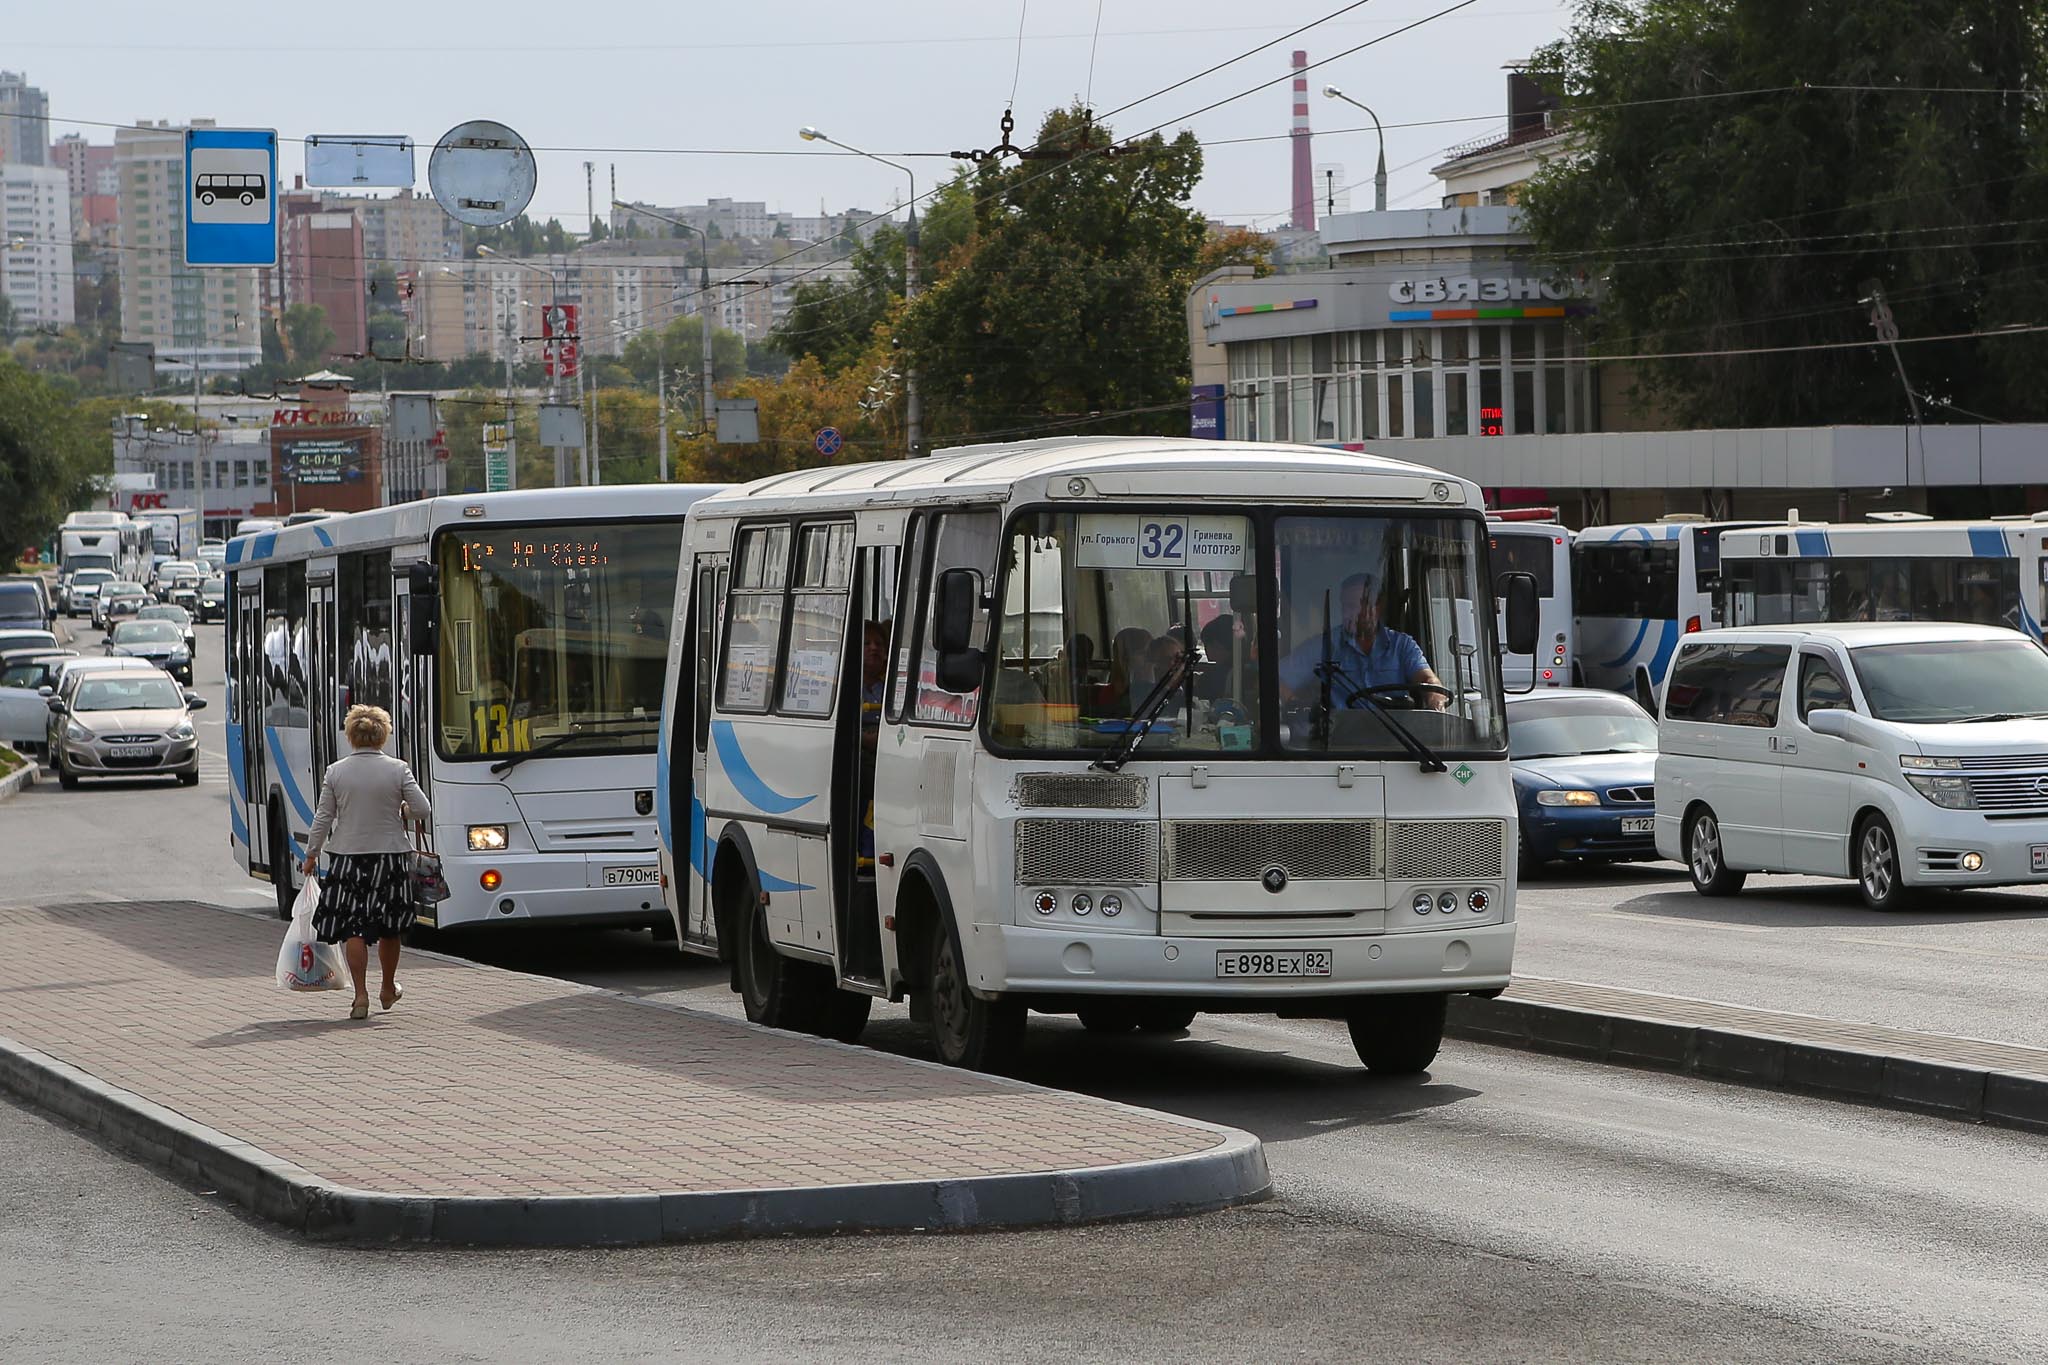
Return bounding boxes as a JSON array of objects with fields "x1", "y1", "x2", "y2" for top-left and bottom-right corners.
[{"x1": 184, "y1": 128, "x2": 278, "y2": 267}]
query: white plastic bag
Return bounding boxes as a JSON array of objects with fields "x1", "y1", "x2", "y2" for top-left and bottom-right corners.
[{"x1": 276, "y1": 874, "x2": 348, "y2": 992}]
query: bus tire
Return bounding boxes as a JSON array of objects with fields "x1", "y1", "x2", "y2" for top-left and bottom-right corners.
[
  {"x1": 1346, "y1": 993, "x2": 1447, "y2": 1075},
  {"x1": 269, "y1": 801, "x2": 295, "y2": 920},
  {"x1": 928, "y1": 919, "x2": 1025, "y2": 1072},
  {"x1": 735, "y1": 895, "x2": 821, "y2": 1032},
  {"x1": 812, "y1": 988, "x2": 872, "y2": 1044}
]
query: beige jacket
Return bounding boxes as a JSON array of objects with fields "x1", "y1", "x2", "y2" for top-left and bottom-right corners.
[{"x1": 306, "y1": 748, "x2": 431, "y2": 858}]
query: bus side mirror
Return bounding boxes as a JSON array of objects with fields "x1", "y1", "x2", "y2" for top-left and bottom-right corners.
[
  {"x1": 1502, "y1": 572, "x2": 1539, "y2": 657},
  {"x1": 408, "y1": 562, "x2": 439, "y2": 658},
  {"x1": 933, "y1": 567, "x2": 985, "y2": 693}
]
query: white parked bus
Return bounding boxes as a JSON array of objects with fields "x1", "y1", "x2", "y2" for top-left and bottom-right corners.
[
  {"x1": 655, "y1": 438, "x2": 1538, "y2": 1072},
  {"x1": 1719, "y1": 517, "x2": 2044, "y2": 639},
  {"x1": 226, "y1": 485, "x2": 723, "y2": 927},
  {"x1": 1487, "y1": 508, "x2": 1572, "y2": 690},
  {"x1": 1572, "y1": 517, "x2": 1764, "y2": 708}
]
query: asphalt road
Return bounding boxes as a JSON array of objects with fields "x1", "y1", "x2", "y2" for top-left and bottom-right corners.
[{"x1": 5, "y1": 618, "x2": 2045, "y2": 1361}]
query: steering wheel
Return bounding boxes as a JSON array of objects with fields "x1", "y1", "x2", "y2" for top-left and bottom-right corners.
[{"x1": 1344, "y1": 681, "x2": 1455, "y2": 710}]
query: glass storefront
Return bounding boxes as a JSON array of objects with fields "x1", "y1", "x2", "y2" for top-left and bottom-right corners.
[{"x1": 1225, "y1": 323, "x2": 1597, "y2": 444}]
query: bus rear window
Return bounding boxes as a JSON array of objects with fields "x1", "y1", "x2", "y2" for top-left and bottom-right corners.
[{"x1": 1574, "y1": 542, "x2": 1678, "y2": 617}]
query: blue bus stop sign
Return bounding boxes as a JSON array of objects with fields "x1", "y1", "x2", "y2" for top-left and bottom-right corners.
[
  {"x1": 184, "y1": 128, "x2": 278, "y2": 267},
  {"x1": 815, "y1": 426, "x2": 843, "y2": 457}
]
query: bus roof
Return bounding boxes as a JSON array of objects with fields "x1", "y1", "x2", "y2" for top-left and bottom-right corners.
[
  {"x1": 226, "y1": 484, "x2": 727, "y2": 567},
  {"x1": 692, "y1": 437, "x2": 1481, "y2": 517},
  {"x1": 1718, "y1": 519, "x2": 2042, "y2": 557}
]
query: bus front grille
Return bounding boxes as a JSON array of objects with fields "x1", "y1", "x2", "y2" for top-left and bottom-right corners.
[
  {"x1": 1013, "y1": 819, "x2": 1159, "y2": 884},
  {"x1": 1162, "y1": 820, "x2": 1379, "y2": 881},
  {"x1": 1012, "y1": 772, "x2": 1149, "y2": 810},
  {"x1": 1385, "y1": 820, "x2": 1506, "y2": 880}
]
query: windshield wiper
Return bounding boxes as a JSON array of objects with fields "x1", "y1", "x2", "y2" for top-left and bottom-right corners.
[
  {"x1": 1092, "y1": 652, "x2": 1203, "y2": 773},
  {"x1": 1956, "y1": 712, "x2": 2048, "y2": 723},
  {"x1": 489, "y1": 718, "x2": 656, "y2": 775}
]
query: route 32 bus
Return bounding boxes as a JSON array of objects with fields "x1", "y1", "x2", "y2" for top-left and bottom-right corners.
[
  {"x1": 1719, "y1": 516, "x2": 2048, "y2": 638},
  {"x1": 656, "y1": 438, "x2": 1539, "y2": 1072},
  {"x1": 226, "y1": 485, "x2": 722, "y2": 928},
  {"x1": 1572, "y1": 517, "x2": 1764, "y2": 709}
]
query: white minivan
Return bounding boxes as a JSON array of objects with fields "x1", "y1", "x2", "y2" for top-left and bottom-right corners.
[{"x1": 1655, "y1": 622, "x2": 2048, "y2": 909}]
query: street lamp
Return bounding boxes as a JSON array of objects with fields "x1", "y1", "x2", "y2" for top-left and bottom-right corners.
[
  {"x1": 799, "y1": 125, "x2": 922, "y2": 457},
  {"x1": 1321, "y1": 85, "x2": 1388, "y2": 213}
]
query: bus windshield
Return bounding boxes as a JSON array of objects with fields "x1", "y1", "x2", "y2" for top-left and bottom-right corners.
[
  {"x1": 435, "y1": 521, "x2": 680, "y2": 759},
  {"x1": 988, "y1": 510, "x2": 1505, "y2": 757}
]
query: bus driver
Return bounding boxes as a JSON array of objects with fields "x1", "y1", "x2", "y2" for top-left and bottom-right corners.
[{"x1": 1279, "y1": 570, "x2": 1447, "y2": 710}]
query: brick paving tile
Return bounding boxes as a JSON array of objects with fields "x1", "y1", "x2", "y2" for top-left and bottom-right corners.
[
  {"x1": 0, "y1": 902, "x2": 1224, "y2": 1199},
  {"x1": 1510, "y1": 975, "x2": 2048, "y2": 1079}
]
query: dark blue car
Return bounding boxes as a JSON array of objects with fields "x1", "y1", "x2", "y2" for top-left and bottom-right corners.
[{"x1": 1508, "y1": 688, "x2": 1661, "y2": 875}]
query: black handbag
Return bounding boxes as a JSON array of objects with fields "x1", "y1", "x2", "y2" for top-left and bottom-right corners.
[{"x1": 409, "y1": 823, "x2": 450, "y2": 906}]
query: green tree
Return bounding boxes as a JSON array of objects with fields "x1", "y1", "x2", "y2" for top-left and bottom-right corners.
[
  {"x1": 900, "y1": 106, "x2": 1211, "y2": 442},
  {"x1": 280, "y1": 303, "x2": 337, "y2": 369},
  {"x1": 619, "y1": 315, "x2": 747, "y2": 394},
  {"x1": 1521, "y1": 0, "x2": 2048, "y2": 427},
  {"x1": 0, "y1": 357, "x2": 109, "y2": 560}
]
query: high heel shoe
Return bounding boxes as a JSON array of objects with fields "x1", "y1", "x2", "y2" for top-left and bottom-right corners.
[
  {"x1": 380, "y1": 982, "x2": 403, "y2": 1012},
  {"x1": 349, "y1": 997, "x2": 369, "y2": 1020}
]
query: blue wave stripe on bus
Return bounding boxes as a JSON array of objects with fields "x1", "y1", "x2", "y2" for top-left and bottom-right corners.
[
  {"x1": 759, "y1": 867, "x2": 814, "y2": 893},
  {"x1": 224, "y1": 722, "x2": 249, "y2": 845},
  {"x1": 1794, "y1": 529, "x2": 1830, "y2": 556},
  {"x1": 1646, "y1": 617, "x2": 1682, "y2": 686},
  {"x1": 311, "y1": 525, "x2": 334, "y2": 548},
  {"x1": 655, "y1": 713, "x2": 673, "y2": 848},
  {"x1": 264, "y1": 726, "x2": 317, "y2": 825},
  {"x1": 710, "y1": 720, "x2": 816, "y2": 815},
  {"x1": 690, "y1": 795, "x2": 710, "y2": 880},
  {"x1": 1969, "y1": 526, "x2": 2009, "y2": 560},
  {"x1": 1596, "y1": 616, "x2": 1651, "y2": 671}
]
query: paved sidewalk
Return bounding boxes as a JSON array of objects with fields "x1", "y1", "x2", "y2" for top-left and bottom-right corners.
[
  {"x1": 0, "y1": 901, "x2": 1266, "y2": 1244},
  {"x1": 1450, "y1": 975, "x2": 2048, "y2": 1131}
]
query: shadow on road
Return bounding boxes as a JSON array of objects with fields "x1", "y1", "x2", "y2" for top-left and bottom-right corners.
[
  {"x1": 1603, "y1": 883, "x2": 2048, "y2": 929},
  {"x1": 193, "y1": 1016, "x2": 364, "y2": 1047}
]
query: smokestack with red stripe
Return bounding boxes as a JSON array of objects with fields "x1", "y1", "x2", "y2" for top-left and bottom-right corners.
[{"x1": 1290, "y1": 50, "x2": 1315, "y2": 231}]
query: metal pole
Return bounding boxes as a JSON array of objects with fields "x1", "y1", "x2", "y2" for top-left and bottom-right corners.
[
  {"x1": 656, "y1": 337, "x2": 669, "y2": 482},
  {"x1": 503, "y1": 308, "x2": 520, "y2": 492},
  {"x1": 699, "y1": 233, "x2": 715, "y2": 443},
  {"x1": 904, "y1": 205, "x2": 921, "y2": 458}
]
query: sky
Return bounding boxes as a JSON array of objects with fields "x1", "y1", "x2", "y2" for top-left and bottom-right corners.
[{"x1": 11, "y1": 0, "x2": 1576, "y2": 231}]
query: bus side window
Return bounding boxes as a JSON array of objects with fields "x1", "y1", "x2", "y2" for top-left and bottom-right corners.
[
  {"x1": 886, "y1": 517, "x2": 928, "y2": 724},
  {"x1": 693, "y1": 561, "x2": 720, "y2": 753},
  {"x1": 912, "y1": 510, "x2": 999, "y2": 725}
]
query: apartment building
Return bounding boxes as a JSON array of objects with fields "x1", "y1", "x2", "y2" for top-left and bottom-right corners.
[
  {"x1": 0, "y1": 161, "x2": 73, "y2": 328},
  {"x1": 114, "y1": 120, "x2": 263, "y2": 375},
  {"x1": 0, "y1": 73, "x2": 50, "y2": 167}
]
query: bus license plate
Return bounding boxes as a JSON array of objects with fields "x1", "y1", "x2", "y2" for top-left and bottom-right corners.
[
  {"x1": 1215, "y1": 949, "x2": 1332, "y2": 979},
  {"x1": 1621, "y1": 816, "x2": 1655, "y2": 835},
  {"x1": 603, "y1": 866, "x2": 659, "y2": 887}
]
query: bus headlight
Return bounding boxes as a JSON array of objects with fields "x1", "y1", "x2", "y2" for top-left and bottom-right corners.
[
  {"x1": 1412, "y1": 891, "x2": 1434, "y2": 915},
  {"x1": 467, "y1": 824, "x2": 509, "y2": 851},
  {"x1": 1535, "y1": 789, "x2": 1600, "y2": 806},
  {"x1": 1099, "y1": 894, "x2": 1122, "y2": 917}
]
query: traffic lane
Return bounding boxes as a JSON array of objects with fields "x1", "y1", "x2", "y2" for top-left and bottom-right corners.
[
  {"x1": 1515, "y1": 860, "x2": 2048, "y2": 1049},
  {"x1": 3, "y1": 1097, "x2": 1929, "y2": 1365},
  {"x1": 444, "y1": 929, "x2": 2047, "y2": 1361}
]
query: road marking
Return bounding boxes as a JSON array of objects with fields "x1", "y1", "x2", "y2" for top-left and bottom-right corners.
[
  {"x1": 1830, "y1": 935, "x2": 2048, "y2": 964},
  {"x1": 1587, "y1": 910, "x2": 1774, "y2": 933}
]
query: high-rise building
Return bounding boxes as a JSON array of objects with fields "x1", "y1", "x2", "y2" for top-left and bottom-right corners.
[
  {"x1": 0, "y1": 73, "x2": 50, "y2": 167},
  {"x1": 0, "y1": 162, "x2": 73, "y2": 327},
  {"x1": 325, "y1": 187, "x2": 462, "y2": 274},
  {"x1": 51, "y1": 133, "x2": 119, "y2": 242},
  {"x1": 279, "y1": 190, "x2": 367, "y2": 360},
  {"x1": 114, "y1": 120, "x2": 263, "y2": 377}
]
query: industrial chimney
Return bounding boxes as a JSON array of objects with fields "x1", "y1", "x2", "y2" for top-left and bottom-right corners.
[{"x1": 1290, "y1": 50, "x2": 1315, "y2": 232}]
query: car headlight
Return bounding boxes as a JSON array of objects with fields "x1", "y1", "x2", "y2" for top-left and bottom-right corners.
[
  {"x1": 1534, "y1": 788, "x2": 1601, "y2": 806},
  {"x1": 169, "y1": 723, "x2": 195, "y2": 740},
  {"x1": 168, "y1": 650, "x2": 189, "y2": 662},
  {"x1": 467, "y1": 824, "x2": 509, "y2": 851},
  {"x1": 65, "y1": 722, "x2": 90, "y2": 742},
  {"x1": 1905, "y1": 773, "x2": 1976, "y2": 809}
]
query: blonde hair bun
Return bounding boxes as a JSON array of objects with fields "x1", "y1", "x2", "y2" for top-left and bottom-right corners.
[{"x1": 344, "y1": 704, "x2": 393, "y2": 749}]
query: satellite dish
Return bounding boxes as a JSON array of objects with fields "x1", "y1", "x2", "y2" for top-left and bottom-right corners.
[{"x1": 427, "y1": 120, "x2": 536, "y2": 228}]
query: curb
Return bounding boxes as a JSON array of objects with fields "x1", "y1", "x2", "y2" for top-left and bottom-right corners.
[
  {"x1": 1446, "y1": 994, "x2": 2048, "y2": 1134},
  {"x1": 0, "y1": 1017, "x2": 1268, "y2": 1247},
  {"x1": 0, "y1": 745, "x2": 32, "y2": 801}
]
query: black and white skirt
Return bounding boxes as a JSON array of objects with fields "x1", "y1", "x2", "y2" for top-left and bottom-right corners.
[{"x1": 314, "y1": 851, "x2": 416, "y2": 944}]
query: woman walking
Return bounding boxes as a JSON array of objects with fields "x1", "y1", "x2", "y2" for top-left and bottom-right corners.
[{"x1": 300, "y1": 704, "x2": 431, "y2": 1020}]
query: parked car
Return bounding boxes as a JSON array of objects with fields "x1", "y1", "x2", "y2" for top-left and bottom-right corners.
[
  {"x1": 44, "y1": 667, "x2": 205, "y2": 789},
  {"x1": 63, "y1": 568, "x2": 116, "y2": 617},
  {"x1": 0, "y1": 649, "x2": 76, "y2": 758},
  {"x1": 0, "y1": 578, "x2": 52, "y2": 634},
  {"x1": 92, "y1": 582, "x2": 149, "y2": 631},
  {"x1": 105, "y1": 618, "x2": 194, "y2": 684},
  {"x1": 1657, "y1": 622, "x2": 2048, "y2": 910},
  {"x1": 195, "y1": 575, "x2": 227, "y2": 624},
  {"x1": 1508, "y1": 688, "x2": 1661, "y2": 875},
  {"x1": 135, "y1": 603, "x2": 197, "y2": 660}
]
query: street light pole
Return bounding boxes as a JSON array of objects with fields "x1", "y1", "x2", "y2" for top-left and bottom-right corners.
[
  {"x1": 799, "y1": 126, "x2": 921, "y2": 456},
  {"x1": 1321, "y1": 86, "x2": 1388, "y2": 212}
]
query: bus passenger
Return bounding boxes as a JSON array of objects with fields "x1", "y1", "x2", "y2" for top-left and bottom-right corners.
[{"x1": 1279, "y1": 571, "x2": 1447, "y2": 709}]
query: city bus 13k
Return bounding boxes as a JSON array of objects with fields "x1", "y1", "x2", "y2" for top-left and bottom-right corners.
[
  {"x1": 227, "y1": 485, "x2": 722, "y2": 928},
  {"x1": 656, "y1": 438, "x2": 1538, "y2": 1072}
]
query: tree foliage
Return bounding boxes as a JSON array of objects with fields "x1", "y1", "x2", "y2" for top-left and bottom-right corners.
[
  {"x1": 1521, "y1": 0, "x2": 2048, "y2": 427},
  {"x1": 0, "y1": 357, "x2": 112, "y2": 559}
]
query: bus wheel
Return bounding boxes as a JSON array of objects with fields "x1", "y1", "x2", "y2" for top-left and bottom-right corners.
[
  {"x1": 928, "y1": 922, "x2": 1025, "y2": 1071},
  {"x1": 269, "y1": 805, "x2": 295, "y2": 921},
  {"x1": 812, "y1": 989, "x2": 872, "y2": 1045},
  {"x1": 1346, "y1": 993, "x2": 1447, "y2": 1075},
  {"x1": 736, "y1": 897, "x2": 819, "y2": 1032}
]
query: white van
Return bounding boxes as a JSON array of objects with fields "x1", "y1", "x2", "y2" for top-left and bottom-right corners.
[{"x1": 1655, "y1": 622, "x2": 2048, "y2": 909}]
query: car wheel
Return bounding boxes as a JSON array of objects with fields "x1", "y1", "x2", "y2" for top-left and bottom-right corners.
[
  {"x1": 1855, "y1": 813, "x2": 1904, "y2": 911},
  {"x1": 57, "y1": 759, "x2": 78, "y2": 791},
  {"x1": 1346, "y1": 993, "x2": 1448, "y2": 1075},
  {"x1": 1517, "y1": 824, "x2": 1544, "y2": 880},
  {"x1": 177, "y1": 769, "x2": 199, "y2": 787},
  {"x1": 1685, "y1": 807, "x2": 1747, "y2": 897}
]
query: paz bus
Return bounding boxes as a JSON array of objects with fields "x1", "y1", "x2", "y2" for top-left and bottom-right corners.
[
  {"x1": 1572, "y1": 517, "x2": 1765, "y2": 708},
  {"x1": 1487, "y1": 507, "x2": 1572, "y2": 690},
  {"x1": 654, "y1": 437, "x2": 1539, "y2": 1072},
  {"x1": 226, "y1": 485, "x2": 722, "y2": 926},
  {"x1": 1718, "y1": 515, "x2": 2047, "y2": 638}
]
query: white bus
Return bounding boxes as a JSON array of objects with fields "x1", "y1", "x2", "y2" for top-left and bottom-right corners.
[
  {"x1": 655, "y1": 438, "x2": 1538, "y2": 1072},
  {"x1": 1572, "y1": 517, "x2": 1764, "y2": 707},
  {"x1": 1487, "y1": 509, "x2": 1572, "y2": 690},
  {"x1": 1719, "y1": 517, "x2": 2046, "y2": 637},
  {"x1": 59, "y1": 513, "x2": 152, "y2": 583},
  {"x1": 226, "y1": 485, "x2": 723, "y2": 927}
]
